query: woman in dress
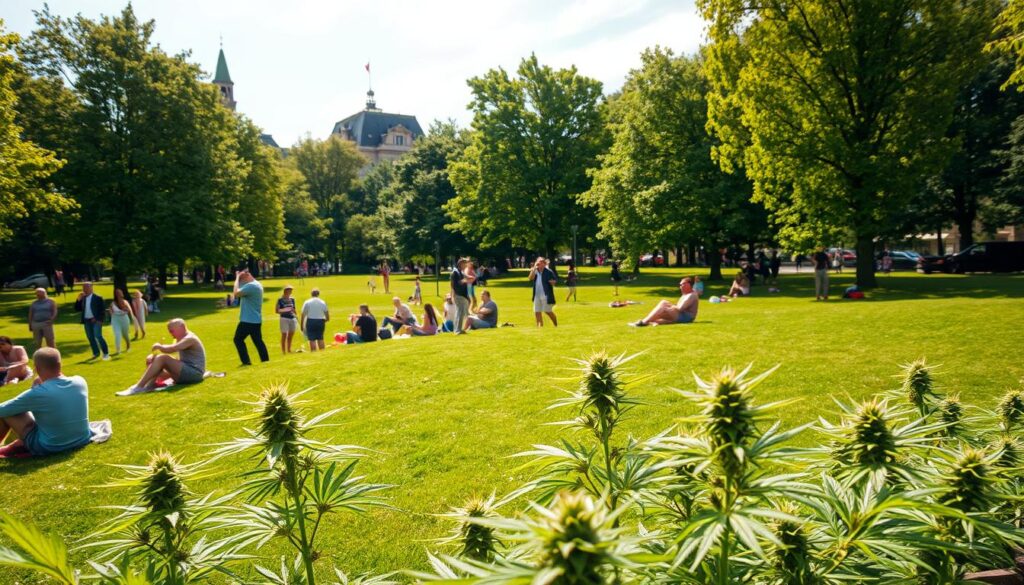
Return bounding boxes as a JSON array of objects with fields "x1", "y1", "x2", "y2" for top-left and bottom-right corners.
[
  {"x1": 380, "y1": 261, "x2": 391, "y2": 293},
  {"x1": 565, "y1": 262, "x2": 578, "y2": 302},
  {"x1": 109, "y1": 288, "x2": 136, "y2": 354},
  {"x1": 131, "y1": 290, "x2": 148, "y2": 340},
  {"x1": 610, "y1": 260, "x2": 622, "y2": 297}
]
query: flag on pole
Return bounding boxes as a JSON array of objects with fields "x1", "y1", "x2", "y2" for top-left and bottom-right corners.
[{"x1": 365, "y1": 62, "x2": 370, "y2": 73}]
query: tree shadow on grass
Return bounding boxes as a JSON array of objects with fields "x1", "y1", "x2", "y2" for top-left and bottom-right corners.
[{"x1": 634, "y1": 271, "x2": 1024, "y2": 302}]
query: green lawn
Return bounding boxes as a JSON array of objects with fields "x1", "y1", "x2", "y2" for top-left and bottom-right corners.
[{"x1": 0, "y1": 267, "x2": 1021, "y2": 581}]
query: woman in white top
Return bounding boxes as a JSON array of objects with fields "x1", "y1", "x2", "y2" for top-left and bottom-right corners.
[
  {"x1": 109, "y1": 288, "x2": 136, "y2": 354},
  {"x1": 442, "y1": 293, "x2": 457, "y2": 333}
]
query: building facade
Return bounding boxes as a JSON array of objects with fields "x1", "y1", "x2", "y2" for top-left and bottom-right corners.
[{"x1": 331, "y1": 90, "x2": 423, "y2": 165}]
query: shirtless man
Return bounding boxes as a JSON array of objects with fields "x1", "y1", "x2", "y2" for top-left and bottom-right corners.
[
  {"x1": 0, "y1": 336, "x2": 32, "y2": 385},
  {"x1": 629, "y1": 277, "x2": 699, "y2": 327},
  {"x1": 117, "y1": 318, "x2": 206, "y2": 396}
]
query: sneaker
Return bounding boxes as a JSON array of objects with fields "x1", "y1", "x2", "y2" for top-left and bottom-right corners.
[
  {"x1": 101, "y1": 355, "x2": 111, "y2": 361},
  {"x1": 116, "y1": 386, "x2": 148, "y2": 397},
  {"x1": 628, "y1": 320, "x2": 647, "y2": 327}
]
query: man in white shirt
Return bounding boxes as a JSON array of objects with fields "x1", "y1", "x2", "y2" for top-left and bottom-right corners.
[
  {"x1": 300, "y1": 288, "x2": 330, "y2": 352},
  {"x1": 382, "y1": 296, "x2": 417, "y2": 333}
]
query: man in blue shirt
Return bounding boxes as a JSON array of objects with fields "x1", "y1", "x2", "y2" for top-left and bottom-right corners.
[
  {"x1": 0, "y1": 347, "x2": 91, "y2": 456},
  {"x1": 231, "y1": 269, "x2": 270, "y2": 365}
]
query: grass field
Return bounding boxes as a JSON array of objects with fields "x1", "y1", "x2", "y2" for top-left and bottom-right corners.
[{"x1": 0, "y1": 266, "x2": 1021, "y2": 582}]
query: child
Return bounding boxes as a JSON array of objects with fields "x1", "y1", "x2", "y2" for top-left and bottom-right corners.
[
  {"x1": 131, "y1": 290, "x2": 149, "y2": 340},
  {"x1": 693, "y1": 275, "x2": 705, "y2": 297},
  {"x1": 412, "y1": 276, "x2": 422, "y2": 306},
  {"x1": 565, "y1": 263, "x2": 578, "y2": 302}
]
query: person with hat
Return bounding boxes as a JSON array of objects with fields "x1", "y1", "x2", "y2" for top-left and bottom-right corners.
[{"x1": 276, "y1": 284, "x2": 298, "y2": 354}]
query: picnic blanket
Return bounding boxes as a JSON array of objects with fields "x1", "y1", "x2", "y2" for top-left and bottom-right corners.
[{"x1": 0, "y1": 419, "x2": 113, "y2": 459}]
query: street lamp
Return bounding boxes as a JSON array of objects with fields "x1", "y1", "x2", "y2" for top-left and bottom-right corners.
[
  {"x1": 434, "y1": 240, "x2": 440, "y2": 297},
  {"x1": 571, "y1": 224, "x2": 579, "y2": 267}
]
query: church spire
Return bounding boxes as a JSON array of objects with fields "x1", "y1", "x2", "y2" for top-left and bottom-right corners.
[{"x1": 213, "y1": 46, "x2": 236, "y2": 111}]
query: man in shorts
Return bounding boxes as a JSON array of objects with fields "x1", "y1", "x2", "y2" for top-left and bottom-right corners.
[
  {"x1": 0, "y1": 336, "x2": 32, "y2": 385},
  {"x1": 117, "y1": 318, "x2": 206, "y2": 396},
  {"x1": 0, "y1": 347, "x2": 91, "y2": 456},
  {"x1": 528, "y1": 257, "x2": 558, "y2": 327},
  {"x1": 300, "y1": 288, "x2": 330, "y2": 352},
  {"x1": 630, "y1": 277, "x2": 699, "y2": 327}
]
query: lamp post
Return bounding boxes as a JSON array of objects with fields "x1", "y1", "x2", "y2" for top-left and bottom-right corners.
[
  {"x1": 571, "y1": 224, "x2": 579, "y2": 267},
  {"x1": 434, "y1": 240, "x2": 440, "y2": 297}
]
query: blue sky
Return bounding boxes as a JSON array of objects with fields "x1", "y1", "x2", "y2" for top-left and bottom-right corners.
[{"x1": 2, "y1": 0, "x2": 707, "y2": 146}]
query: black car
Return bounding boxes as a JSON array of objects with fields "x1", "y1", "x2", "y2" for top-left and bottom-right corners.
[{"x1": 918, "y1": 241, "x2": 1024, "y2": 274}]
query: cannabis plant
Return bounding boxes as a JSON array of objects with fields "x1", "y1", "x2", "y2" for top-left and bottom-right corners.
[{"x1": 213, "y1": 383, "x2": 390, "y2": 585}]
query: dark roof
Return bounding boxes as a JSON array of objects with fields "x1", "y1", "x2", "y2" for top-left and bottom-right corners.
[
  {"x1": 331, "y1": 110, "x2": 423, "y2": 147},
  {"x1": 214, "y1": 48, "x2": 232, "y2": 84},
  {"x1": 259, "y1": 134, "x2": 280, "y2": 148}
]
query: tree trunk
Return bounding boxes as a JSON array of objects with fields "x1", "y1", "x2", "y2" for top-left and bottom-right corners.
[
  {"x1": 177, "y1": 265, "x2": 185, "y2": 285},
  {"x1": 953, "y1": 186, "x2": 975, "y2": 251},
  {"x1": 854, "y1": 235, "x2": 877, "y2": 288},
  {"x1": 158, "y1": 266, "x2": 168, "y2": 290},
  {"x1": 937, "y1": 226, "x2": 945, "y2": 255},
  {"x1": 688, "y1": 243, "x2": 697, "y2": 267},
  {"x1": 709, "y1": 243, "x2": 724, "y2": 281},
  {"x1": 674, "y1": 244, "x2": 684, "y2": 267},
  {"x1": 112, "y1": 270, "x2": 128, "y2": 298}
]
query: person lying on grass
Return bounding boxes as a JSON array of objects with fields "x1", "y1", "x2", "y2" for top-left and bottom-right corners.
[
  {"x1": 117, "y1": 318, "x2": 206, "y2": 396},
  {"x1": 630, "y1": 277, "x2": 699, "y2": 327},
  {"x1": 0, "y1": 347, "x2": 90, "y2": 456},
  {"x1": 0, "y1": 336, "x2": 32, "y2": 386}
]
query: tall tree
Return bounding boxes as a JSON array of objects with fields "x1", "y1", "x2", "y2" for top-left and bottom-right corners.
[
  {"x1": 287, "y1": 135, "x2": 365, "y2": 263},
  {"x1": 447, "y1": 55, "x2": 607, "y2": 256},
  {"x1": 280, "y1": 163, "x2": 330, "y2": 260},
  {"x1": 0, "y1": 21, "x2": 67, "y2": 243},
  {"x1": 583, "y1": 48, "x2": 767, "y2": 279},
  {"x1": 385, "y1": 121, "x2": 471, "y2": 261},
  {"x1": 700, "y1": 0, "x2": 998, "y2": 286},
  {"x1": 20, "y1": 5, "x2": 263, "y2": 291}
]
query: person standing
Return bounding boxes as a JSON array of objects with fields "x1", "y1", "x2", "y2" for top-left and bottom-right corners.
[
  {"x1": 53, "y1": 270, "x2": 65, "y2": 297},
  {"x1": 529, "y1": 257, "x2": 558, "y2": 327},
  {"x1": 74, "y1": 282, "x2": 110, "y2": 361},
  {"x1": 770, "y1": 251, "x2": 782, "y2": 284},
  {"x1": 565, "y1": 262, "x2": 578, "y2": 302},
  {"x1": 813, "y1": 248, "x2": 830, "y2": 301},
  {"x1": 450, "y1": 258, "x2": 471, "y2": 335},
  {"x1": 131, "y1": 290, "x2": 148, "y2": 340},
  {"x1": 108, "y1": 288, "x2": 135, "y2": 355},
  {"x1": 276, "y1": 285, "x2": 298, "y2": 354},
  {"x1": 300, "y1": 288, "x2": 329, "y2": 352},
  {"x1": 412, "y1": 276, "x2": 423, "y2": 306},
  {"x1": 610, "y1": 260, "x2": 622, "y2": 296},
  {"x1": 28, "y1": 288, "x2": 57, "y2": 349},
  {"x1": 381, "y1": 260, "x2": 391, "y2": 294},
  {"x1": 231, "y1": 269, "x2": 269, "y2": 365}
]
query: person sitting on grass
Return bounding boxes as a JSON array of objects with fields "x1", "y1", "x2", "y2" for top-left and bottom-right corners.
[
  {"x1": 345, "y1": 305, "x2": 378, "y2": 344},
  {"x1": 117, "y1": 319, "x2": 206, "y2": 396},
  {"x1": 0, "y1": 348, "x2": 91, "y2": 456},
  {"x1": 0, "y1": 336, "x2": 32, "y2": 386},
  {"x1": 442, "y1": 293, "x2": 456, "y2": 333},
  {"x1": 629, "y1": 277, "x2": 699, "y2": 327},
  {"x1": 728, "y1": 272, "x2": 750, "y2": 297},
  {"x1": 381, "y1": 296, "x2": 416, "y2": 333},
  {"x1": 467, "y1": 290, "x2": 499, "y2": 330},
  {"x1": 403, "y1": 304, "x2": 440, "y2": 336}
]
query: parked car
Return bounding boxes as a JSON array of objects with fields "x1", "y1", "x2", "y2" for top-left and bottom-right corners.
[
  {"x1": 918, "y1": 241, "x2": 1024, "y2": 274},
  {"x1": 827, "y1": 248, "x2": 857, "y2": 267},
  {"x1": 878, "y1": 251, "x2": 919, "y2": 270},
  {"x1": 5, "y1": 273, "x2": 49, "y2": 289},
  {"x1": 639, "y1": 253, "x2": 665, "y2": 266}
]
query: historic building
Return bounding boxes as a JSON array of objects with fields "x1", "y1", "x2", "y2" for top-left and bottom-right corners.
[
  {"x1": 330, "y1": 90, "x2": 423, "y2": 164},
  {"x1": 212, "y1": 47, "x2": 283, "y2": 152}
]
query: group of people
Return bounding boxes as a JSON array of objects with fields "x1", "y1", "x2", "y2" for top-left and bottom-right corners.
[{"x1": 73, "y1": 283, "x2": 150, "y2": 360}]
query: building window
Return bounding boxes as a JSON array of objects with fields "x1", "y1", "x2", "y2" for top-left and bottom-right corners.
[{"x1": 395, "y1": 135, "x2": 405, "y2": 146}]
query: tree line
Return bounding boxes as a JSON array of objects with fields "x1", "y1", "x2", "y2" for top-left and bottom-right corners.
[{"x1": 2, "y1": 1, "x2": 1024, "y2": 289}]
